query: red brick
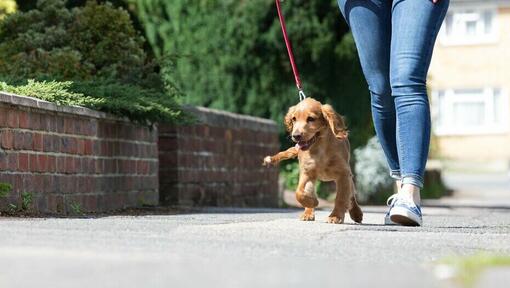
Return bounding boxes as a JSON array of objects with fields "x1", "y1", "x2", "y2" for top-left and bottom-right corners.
[
  {"x1": 33, "y1": 132, "x2": 43, "y2": 151},
  {"x1": 66, "y1": 137, "x2": 77, "y2": 154},
  {"x1": 0, "y1": 107, "x2": 7, "y2": 126},
  {"x1": 1, "y1": 129, "x2": 14, "y2": 149},
  {"x1": 47, "y1": 155, "x2": 56, "y2": 172},
  {"x1": 6, "y1": 110, "x2": 18, "y2": 128},
  {"x1": 85, "y1": 195, "x2": 98, "y2": 212},
  {"x1": 83, "y1": 139, "x2": 93, "y2": 155},
  {"x1": 95, "y1": 159, "x2": 104, "y2": 174},
  {"x1": 29, "y1": 154, "x2": 38, "y2": 172},
  {"x1": 18, "y1": 153, "x2": 29, "y2": 172},
  {"x1": 65, "y1": 157, "x2": 75, "y2": 173},
  {"x1": 55, "y1": 117, "x2": 64, "y2": 133},
  {"x1": 38, "y1": 155, "x2": 48, "y2": 172},
  {"x1": 22, "y1": 132, "x2": 32, "y2": 150},
  {"x1": 74, "y1": 120, "x2": 82, "y2": 135},
  {"x1": 64, "y1": 118, "x2": 74, "y2": 134},
  {"x1": 56, "y1": 156, "x2": 66, "y2": 173},
  {"x1": 13, "y1": 131, "x2": 24, "y2": 150},
  {"x1": 18, "y1": 111, "x2": 29, "y2": 129},
  {"x1": 159, "y1": 137, "x2": 178, "y2": 151},
  {"x1": 77, "y1": 139, "x2": 85, "y2": 155},
  {"x1": 7, "y1": 153, "x2": 17, "y2": 170},
  {"x1": 72, "y1": 157, "x2": 81, "y2": 173},
  {"x1": 52, "y1": 135, "x2": 61, "y2": 152},
  {"x1": 28, "y1": 113, "x2": 41, "y2": 130}
]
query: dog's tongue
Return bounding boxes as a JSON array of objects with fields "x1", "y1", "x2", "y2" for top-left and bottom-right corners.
[{"x1": 296, "y1": 141, "x2": 310, "y2": 151}]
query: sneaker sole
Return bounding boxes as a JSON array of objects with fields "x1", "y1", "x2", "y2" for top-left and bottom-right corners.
[
  {"x1": 389, "y1": 207, "x2": 422, "y2": 226},
  {"x1": 384, "y1": 215, "x2": 396, "y2": 225}
]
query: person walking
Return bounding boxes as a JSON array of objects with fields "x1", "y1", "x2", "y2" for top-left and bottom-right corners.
[{"x1": 337, "y1": 0, "x2": 449, "y2": 226}]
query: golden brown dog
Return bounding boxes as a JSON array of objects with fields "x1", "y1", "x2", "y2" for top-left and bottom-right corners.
[{"x1": 263, "y1": 98, "x2": 363, "y2": 224}]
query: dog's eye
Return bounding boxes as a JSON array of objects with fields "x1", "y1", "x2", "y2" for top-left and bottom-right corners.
[
  {"x1": 292, "y1": 117, "x2": 296, "y2": 122},
  {"x1": 307, "y1": 117, "x2": 315, "y2": 122}
]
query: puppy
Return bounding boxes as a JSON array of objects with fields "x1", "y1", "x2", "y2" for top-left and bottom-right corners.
[{"x1": 263, "y1": 98, "x2": 363, "y2": 224}]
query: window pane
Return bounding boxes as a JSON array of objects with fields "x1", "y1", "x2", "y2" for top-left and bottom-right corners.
[
  {"x1": 437, "y1": 91, "x2": 446, "y2": 126},
  {"x1": 483, "y1": 10, "x2": 493, "y2": 34},
  {"x1": 493, "y1": 89, "x2": 501, "y2": 124},
  {"x1": 455, "y1": 88, "x2": 484, "y2": 97},
  {"x1": 445, "y1": 14, "x2": 453, "y2": 35},
  {"x1": 466, "y1": 20, "x2": 477, "y2": 35},
  {"x1": 453, "y1": 102, "x2": 485, "y2": 126}
]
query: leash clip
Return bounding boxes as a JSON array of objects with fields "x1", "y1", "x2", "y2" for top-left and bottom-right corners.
[{"x1": 298, "y1": 89, "x2": 306, "y2": 102}]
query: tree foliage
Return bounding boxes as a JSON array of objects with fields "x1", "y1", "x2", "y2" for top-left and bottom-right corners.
[{"x1": 131, "y1": 0, "x2": 373, "y2": 148}]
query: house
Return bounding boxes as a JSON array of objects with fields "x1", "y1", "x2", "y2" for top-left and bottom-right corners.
[{"x1": 428, "y1": 0, "x2": 510, "y2": 170}]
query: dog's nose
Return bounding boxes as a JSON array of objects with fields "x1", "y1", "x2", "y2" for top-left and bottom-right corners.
[{"x1": 292, "y1": 134, "x2": 302, "y2": 141}]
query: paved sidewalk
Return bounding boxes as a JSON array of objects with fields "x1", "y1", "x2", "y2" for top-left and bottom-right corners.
[
  {"x1": 0, "y1": 205, "x2": 509, "y2": 288},
  {"x1": 424, "y1": 172, "x2": 510, "y2": 208}
]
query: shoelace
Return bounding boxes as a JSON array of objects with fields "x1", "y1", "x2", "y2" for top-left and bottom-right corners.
[
  {"x1": 386, "y1": 194, "x2": 398, "y2": 206},
  {"x1": 386, "y1": 193, "x2": 416, "y2": 207}
]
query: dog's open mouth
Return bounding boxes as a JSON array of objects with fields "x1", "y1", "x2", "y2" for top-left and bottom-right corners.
[{"x1": 295, "y1": 133, "x2": 318, "y2": 151}]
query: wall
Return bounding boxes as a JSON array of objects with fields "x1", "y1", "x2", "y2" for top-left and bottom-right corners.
[
  {"x1": 0, "y1": 92, "x2": 159, "y2": 214},
  {"x1": 159, "y1": 106, "x2": 280, "y2": 207}
]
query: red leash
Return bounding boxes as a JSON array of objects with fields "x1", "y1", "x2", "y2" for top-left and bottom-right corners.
[{"x1": 276, "y1": 0, "x2": 306, "y2": 101}]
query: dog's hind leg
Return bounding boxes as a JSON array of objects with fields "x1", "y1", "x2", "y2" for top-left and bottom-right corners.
[
  {"x1": 349, "y1": 196, "x2": 363, "y2": 224},
  {"x1": 348, "y1": 177, "x2": 363, "y2": 223}
]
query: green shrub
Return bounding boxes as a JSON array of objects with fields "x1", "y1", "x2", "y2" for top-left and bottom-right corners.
[
  {"x1": 0, "y1": 79, "x2": 185, "y2": 124},
  {"x1": 281, "y1": 162, "x2": 300, "y2": 192},
  {"x1": 0, "y1": 0, "x2": 159, "y2": 88},
  {"x1": 70, "y1": 80, "x2": 186, "y2": 124}
]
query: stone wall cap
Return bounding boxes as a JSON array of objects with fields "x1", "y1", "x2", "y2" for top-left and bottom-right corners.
[
  {"x1": 0, "y1": 91, "x2": 128, "y2": 122},
  {"x1": 183, "y1": 105, "x2": 278, "y2": 132}
]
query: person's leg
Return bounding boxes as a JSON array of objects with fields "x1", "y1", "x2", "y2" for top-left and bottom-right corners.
[
  {"x1": 337, "y1": 0, "x2": 401, "y2": 182},
  {"x1": 389, "y1": 0, "x2": 449, "y2": 224}
]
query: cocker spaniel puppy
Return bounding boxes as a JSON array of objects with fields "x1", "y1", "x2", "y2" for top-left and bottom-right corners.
[{"x1": 264, "y1": 98, "x2": 363, "y2": 224}]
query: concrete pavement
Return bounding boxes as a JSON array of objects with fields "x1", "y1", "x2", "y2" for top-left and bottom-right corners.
[{"x1": 0, "y1": 205, "x2": 509, "y2": 288}]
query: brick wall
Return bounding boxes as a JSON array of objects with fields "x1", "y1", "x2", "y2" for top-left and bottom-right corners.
[
  {"x1": 159, "y1": 106, "x2": 280, "y2": 207},
  {"x1": 0, "y1": 92, "x2": 158, "y2": 214}
]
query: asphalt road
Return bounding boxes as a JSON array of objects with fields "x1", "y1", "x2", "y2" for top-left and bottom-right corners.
[{"x1": 0, "y1": 206, "x2": 509, "y2": 288}]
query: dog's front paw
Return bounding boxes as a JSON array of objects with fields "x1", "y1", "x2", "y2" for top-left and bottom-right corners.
[
  {"x1": 299, "y1": 212, "x2": 315, "y2": 221},
  {"x1": 262, "y1": 156, "x2": 273, "y2": 167},
  {"x1": 327, "y1": 215, "x2": 344, "y2": 224}
]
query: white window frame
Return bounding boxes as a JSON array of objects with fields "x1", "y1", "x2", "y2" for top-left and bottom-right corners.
[
  {"x1": 439, "y1": 4, "x2": 499, "y2": 46},
  {"x1": 432, "y1": 88, "x2": 509, "y2": 136}
]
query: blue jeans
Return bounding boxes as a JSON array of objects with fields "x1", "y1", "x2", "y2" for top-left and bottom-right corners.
[{"x1": 338, "y1": 0, "x2": 449, "y2": 188}]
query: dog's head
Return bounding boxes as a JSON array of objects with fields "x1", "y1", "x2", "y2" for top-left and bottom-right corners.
[{"x1": 284, "y1": 98, "x2": 348, "y2": 150}]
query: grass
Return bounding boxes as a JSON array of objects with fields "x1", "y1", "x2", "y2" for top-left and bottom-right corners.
[{"x1": 437, "y1": 253, "x2": 510, "y2": 287}]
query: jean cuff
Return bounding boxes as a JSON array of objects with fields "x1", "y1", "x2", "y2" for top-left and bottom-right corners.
[
  {"x1": 401, "y1": 174, "x2": 424, "y2": 189},
  {"x1": 389, "y1": 170, "x2": 401, "y2": 180}
]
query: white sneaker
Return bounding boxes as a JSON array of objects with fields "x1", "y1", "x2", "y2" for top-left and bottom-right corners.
[{"x1": 386, "y1": 194, "x2": 423, "y2": 226}]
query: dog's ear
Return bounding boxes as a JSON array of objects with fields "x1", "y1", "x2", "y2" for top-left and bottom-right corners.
[
  {"x1": 284, "y1": 105, "x2": 296, "y2": 132},
  {"x1": 321, "y1": 104, "x2": 348, "y2": 139}
]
